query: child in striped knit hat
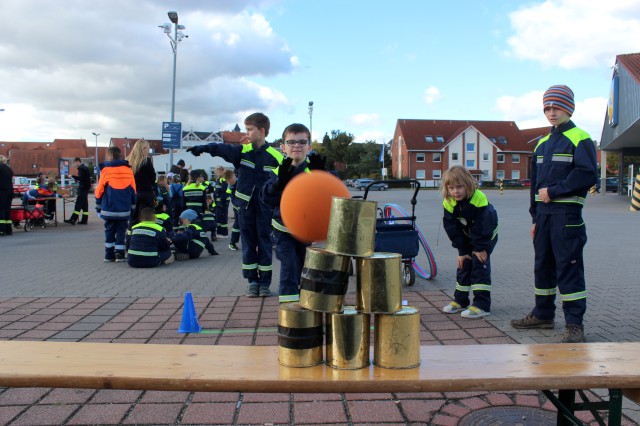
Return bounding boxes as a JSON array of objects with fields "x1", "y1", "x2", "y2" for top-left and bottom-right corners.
[{"x1": 510, "y1": 84, "x2": 598, "y2": 344}]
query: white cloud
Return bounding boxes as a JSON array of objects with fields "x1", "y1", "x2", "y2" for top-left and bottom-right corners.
[
  {"x1": 506, "y1": 0, "x2": 640, "y2": 69},
  {"x1": 347, "y1": 113, "x2": 382, "y2": 127},
  {"x1": 0, "y1": 0, "x2": 295, "y2": 142},
  {"x1": 495, "y1": 90, "x2": 607, "y2": 140},
  {"x1": 423, "y1": 86, "x2": 442, "y2": 105},
  {"x1": 354, "y1": 130, "x2": 388, "y2": 144}
]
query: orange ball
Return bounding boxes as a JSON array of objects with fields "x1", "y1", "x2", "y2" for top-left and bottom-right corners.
[{"x1": 281, "y1": 171, "x2": 351, "y2": 243}]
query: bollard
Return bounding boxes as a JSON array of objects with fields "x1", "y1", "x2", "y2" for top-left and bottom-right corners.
[{"x1": 630, "y1": 174, "x2": 640, "y2": 212}]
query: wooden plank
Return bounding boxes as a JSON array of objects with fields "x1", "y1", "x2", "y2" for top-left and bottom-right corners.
[{"x1": 1, "y1": 341, "x2": 640, "y2": 394}]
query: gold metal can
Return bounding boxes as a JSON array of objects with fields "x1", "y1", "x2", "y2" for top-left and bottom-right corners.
[
  {"x1": 299, "y1": 247, "x2": 351, "y2": 313},
  {"x1": 373, "y1": 306, "x2": 421, "y2": 369},
  {"x1": 326, "y1": 307, "x2": 370, "y2": 370},
  {"x1": 325, "y1": 197, "x2": 377, "y2": 257},
  {"x1": 356, "y1": 252, "x2": 402, "y2": 314},
  {"x1": 278, "y1": 303, "x2": 323, "y2": 367}
]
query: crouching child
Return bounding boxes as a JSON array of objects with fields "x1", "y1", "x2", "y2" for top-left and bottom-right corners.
[
  {"x1": 169, "y1": 209, "x2": 218, "y2": 260},
  {"x1": 127, "y1": 207, "x2": 174, "y2": 268}
]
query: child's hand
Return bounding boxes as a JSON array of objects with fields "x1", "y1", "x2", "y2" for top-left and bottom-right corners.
[
  {"x1": 472, "y1": 250, "x2": 488, "y2": 264},
  {"x1": 457, "y1": 255, "x2": 472, "y2": 269}
]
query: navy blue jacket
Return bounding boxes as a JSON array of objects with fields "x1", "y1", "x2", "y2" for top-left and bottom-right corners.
[
  {"x1": 128, "y1": 221, "x2": 171, "y2": 258},
  {"x1": 443, "y1": 189, "x2": 498, "y2": 256},
  {"x1": 170, "y1": 223, "x2": 215, "y2": 257},
  {"x1": 530, "y1": 120, "x2": 598, "y2": 219},
  {"x1": 260, "y1": 159, "x2": 310, "y2": 234}
]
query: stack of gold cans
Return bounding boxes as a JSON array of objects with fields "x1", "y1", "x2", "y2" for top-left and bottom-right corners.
[{"x1": 278, "y1": 197, "x2": 421, "y2": 369}]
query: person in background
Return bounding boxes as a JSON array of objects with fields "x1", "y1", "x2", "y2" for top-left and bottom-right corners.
[
  {"x1": 169, "y1": 173, "x2": 184, "y2": 227},
  {"x1": 95, "y1": 146, "x2": 137, "y2": 263},
  {"x1": 511, "y1": 85, "x2": 598, "y2": 344},
  {"x1": 64, "y1": 157, "x2": 91, "y2": 225},
  {"x1": 0, "y1": 155, "x2": 14, "y2": 237},
  {"x1": 127, "y1": 139, "x2": 156, "y2": 225},
  {"x1": 440, "y1": 165, "x2": 499, "y2": 319},
  {"x1": 214, "y1": 165, "x2": 230, "y2": 238},
  {"x1": 187, "y1": 112, "x2": 283, "y2": 298},
  {"x1": 182, "y1": 170, "x2": 207, "y2": 217},
  {"x1": 169, "y1": 209, "x2": 218, "y2": 260},
  {"x1": 127, "y1": 207, "x2": 174, "y2": 268},
  {"x1": 224, "y1": 169, "x2": 240, "y2": 251}
]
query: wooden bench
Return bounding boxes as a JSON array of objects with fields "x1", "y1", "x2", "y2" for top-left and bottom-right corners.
[{"x1": 1, "y1": 341, "x2": 639, "y2": 425}]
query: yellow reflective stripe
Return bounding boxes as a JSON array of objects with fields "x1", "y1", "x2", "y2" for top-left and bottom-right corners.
[
  {"x1": 279, "y1": 294, "x2": 300, "y2": 303},
  {"x1": 240, "y1": 159, "x2": 255, "y2": 169},
  {"x1": 258, "y1": 264, "x2": 272, "y2": 272},
  {"x1": 560, "y1": 291, "x2": 586, "y2": 301},
  {"x1": 455, "y1": 283, "x2": 470, "y2": 292},
  {"x1": 127, "y1": 250, "x2": 158, "y2": 256},
  {"x1": 243, "y1": 263, "x2": 258, "y2": 270},
  {"x1": 534, "y1": 287, "x2": 556, "y2": 296},
  {"x1": 492, "y1": 225, "x2": 499, "y2": 240},
  {"x1": 236, "y1": 191, "x2": 251, "y2": 202},
  {"x1": 471, "y1": 284, "x2": 491, "y2": 292},
  {"x1": 271, "y1": 218, "x2": 289, "y2": 233},
  {"x1": 192, "y1": 239, "x2": 206, "y2": 249},
  {"x1": 565, "y1": 221, "x2": 585, "y2": 228},
  {"x1": 535, "y1": 195, "x2": 585, "y2": 205}
]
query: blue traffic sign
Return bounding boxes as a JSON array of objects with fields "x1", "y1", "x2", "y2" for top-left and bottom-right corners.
[{"x1": 162, "y1": 122, "x2": 182, "y2": 149}]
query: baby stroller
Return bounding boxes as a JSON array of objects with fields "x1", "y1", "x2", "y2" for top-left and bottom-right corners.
[{"x1": 363, "y1": 179, "x2": 437, "y2": 286}]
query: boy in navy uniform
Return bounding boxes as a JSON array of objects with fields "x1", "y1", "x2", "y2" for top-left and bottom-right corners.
[
  {"x1": 261, "y1": 123, "x2": 325, "y2": 302},
  {"x1": 182, "y1": 170, "x2": 207, "y2": 217},
  {"x1": 65, "y1": 157, "x2": 91, "y2": 225},
  {"x1": 187, "y1": 113, "x2": 283, "y2": 297},
  {"x1": 127, "y1": 207, "x2": 174, "y2": 268},
  {"x1": 169, "y1": 209, "x2": 218, "y2": 260},
  {"x1": 214, "y1": 166, "x2": 230, "y2": 238},
  {"x1": 224, "y1": 169, "x2": 241, "y2": 251},
  {"x1": 511, "y1": 85, "x2": 598, "y2": 343}
]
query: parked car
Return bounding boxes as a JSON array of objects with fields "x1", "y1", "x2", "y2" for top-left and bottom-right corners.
[
  {"x1": 501, "y1": 179, "x2": 524, "y2": 188},
  {"x1": 518, "y1": 179, "x2": 531, "y2": 187},
  {"x1": 355, "y1": 178, "x2": 387, "y2": 191},
  {"x1": 12, "y1": 176, "x2": 30, "y2": 198},
  {"x1": 605, "y1": 177, "x2": 619, "y2": 193}
]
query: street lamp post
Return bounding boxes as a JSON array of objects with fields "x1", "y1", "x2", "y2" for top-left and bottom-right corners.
[
  {"x1": 159, "y1": 11, "x2": 187, "y2": 169},
  {"x1": 308, "y1": 101, "x2": 314, "y2": 142},
  {"x1": 92, "y1": 132, "x2": 100, "y2": 173}
]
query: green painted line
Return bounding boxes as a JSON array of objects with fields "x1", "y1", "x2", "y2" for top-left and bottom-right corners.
[{"x1": 199, "y1": 327, "x2": 278, "y2": 335}]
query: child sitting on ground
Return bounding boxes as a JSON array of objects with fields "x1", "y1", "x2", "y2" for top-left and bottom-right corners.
[
  {"x1": 127, "y1": 207, "x2": 174, "y2": 268},
  {"x1": 441, "y1": 165, "x2": 499, "y2": 319},
  {"x1": 169, "y1": 209, "x2": 218, "y2": 260}
]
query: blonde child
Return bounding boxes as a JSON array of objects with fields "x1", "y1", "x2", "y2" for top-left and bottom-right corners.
[{"x1": 441, "y1": 166, "x2": 498, "y2": 318}]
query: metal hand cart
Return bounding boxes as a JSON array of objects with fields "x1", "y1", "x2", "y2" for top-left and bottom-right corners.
[{"x1": 362, "y1": 179, "x2": 422, "y2": 286}]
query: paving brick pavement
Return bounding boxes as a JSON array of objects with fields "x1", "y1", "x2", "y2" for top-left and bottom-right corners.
[{"x1": 0, "y1": 189, "x2": 639, "y2": 425}]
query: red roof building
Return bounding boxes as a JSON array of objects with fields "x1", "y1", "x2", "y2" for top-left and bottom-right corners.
[{"x1": 392, "y1": 119, "x2": 549, "y2": 185}]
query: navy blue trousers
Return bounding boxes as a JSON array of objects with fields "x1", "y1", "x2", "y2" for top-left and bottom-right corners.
[
  {"x1": 127, "y1": 250, "x2": 172, "y2": 268},
  {"x1": 216, "y1": 201, "x2": 229, "y2": 236},
  {"x1": 104, "y1": 219, "x2": 129, "y2": 259},
  {"x1": 532, "y1": 211, "x2": 587, "y2": 325},
  {"x1": 238, "y1": 200, "x2": 272, "y2": 287},
  {"x1": 274, "y1": 231, "x2": 309, "y2": 296},
  {"x1": 454, "y1": 255, "x2": 493, "y2": 312},
  {"x1": 230, "y1": 206, "x2": 240, "y2": 244}
]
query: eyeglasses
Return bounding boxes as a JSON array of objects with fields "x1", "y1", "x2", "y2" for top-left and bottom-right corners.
[{"x1": 284, "y1": 139, "x2": 309, "y2": 147}]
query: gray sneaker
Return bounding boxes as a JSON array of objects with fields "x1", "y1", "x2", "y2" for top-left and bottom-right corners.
[
  {"x1": 511, "y1": 313, "x2": 555, "y2": 329},
  {"x1": 246, "y1": 283, "x2": 259, "y2": 298},
  {"x1": 561, "y1": 324, "x2": 585, "y2": 343},
  {"x1": 115, "y1": 253, "x2": 126, "y2": 263},
  {"x1": 259, "y1": 286, "x2": 271, "y2": 297}
]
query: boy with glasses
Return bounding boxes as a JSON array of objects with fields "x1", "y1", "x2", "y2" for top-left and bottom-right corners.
[{"x1": 261, "y1": 123, "x2": 325, "y2": 302}]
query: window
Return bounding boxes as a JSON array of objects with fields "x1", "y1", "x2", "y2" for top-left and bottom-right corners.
[
  {"x1": 497, "y1": 170, "x2": 505, "y2": 180},
  {"x1": 512, "y1": 153, "x2": 520, "y2": 163},
  {"x1": 466, "y1": 143, "x2": 475, "y2": 152},
  {"x1": 482, "y1": 153, "x2": 489, "y2": 161},
  {"x1": 497, "y1": 154, "x2": 505, "y2": 163},
  {"x1": 483, "y1": 170, "x2": 489, "y2": 178},
  {"x1": 436, "y1": 135, "x2": 445, "y2": 143},
  {"x1": 432, "y1": 170, "x2": 442, "y2": 179},
  {"x1": 452, "y1": 153, "x2": 459, "y2": 161},
  {"x1": 512, "y1": 170, "x2": 520, "y2": 179},
  {"x1": 416, "y1": 170, "x2": 425, "y2": 179},
  {"x1": 425, "y1": 135, "x2": 434, "y2": 143},
  {"x1": 416, "y1": 153, "x2": 425, "y2": 162},
  {"x1": 466, "y1": 159, "x2": 476, "y2": 168},
  {"x1": 489, "y1": 137, "x2": 497, "y2": 143},
  {"x1": 433, "y1": 153, "x2": 442, "y2": 162},
  {"x1": 498, "y1": 136, "x2": 507, "y2": 144}
]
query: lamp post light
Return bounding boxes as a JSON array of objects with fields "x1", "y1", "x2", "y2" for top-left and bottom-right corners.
[
  {"x1": 92, "y1": 132, "x2": 100, "y2": 173},
  {"x1": 308, "y1": 101, "x2": 314, "y2": 142},
  {"x1": 159, "y1": 11, "x2": 187, "y2": 169}
]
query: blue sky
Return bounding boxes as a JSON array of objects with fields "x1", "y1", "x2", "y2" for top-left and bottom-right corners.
[{"x1": 1, "y1": 0, "x2": 639, "y2": 146}]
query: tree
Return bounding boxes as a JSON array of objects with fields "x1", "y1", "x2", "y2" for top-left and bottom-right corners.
[{"x1": 321, "y1": 130, "x2": 354, "y2": 177}]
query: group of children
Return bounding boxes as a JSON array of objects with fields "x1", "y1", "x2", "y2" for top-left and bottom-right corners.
[{"x1": 94, "y1": 146, "x2": 230, "y2": 267}]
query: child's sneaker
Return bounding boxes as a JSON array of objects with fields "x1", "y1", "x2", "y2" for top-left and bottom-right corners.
[
  {"x1": 228, "y1": 243, "x2": 238, "y2": 251},
  {"x1": 104, "y1": 257, "x2": 115, "y2": 263},
  {"x1": 115, "y1": 253, "x2": 126, "y2": 263},
  {"x1": 442, "y1": 301, "x2": 465, "y2": 314},
  {"x1": 175, "y1": 252, "x2": 190, "y2": 261},
  {"x1": 461, "y1": 306, "x2": 490, "y2": 319},
  {"x1": 246, "y1": 283, "x2": 259, "y2": 298},
  {"x1": 164, "y1": 253, "x2": 175, "y2": 265},
  {"x1": 259, "y1": 286, "x2": 271, "y2": 297}
]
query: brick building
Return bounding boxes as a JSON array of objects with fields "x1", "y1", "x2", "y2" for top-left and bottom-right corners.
[{"x1": 391, "y1": 119, "x2": 549, "y2": 186}]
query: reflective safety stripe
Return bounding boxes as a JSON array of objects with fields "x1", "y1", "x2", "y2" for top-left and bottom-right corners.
[
  {"x1": 236, "y1": 191, "x2": 251, "y2": 202},
  {"x1": 192, "y1": 239, "x2": 205, "y2": 249},
  {"x1": 128, "y1": 250, "x2": 158, "y2": 256},
  {"x1": 279, "y1": 294, "x2": 300, "y2": 303},
  {"x1": 240, "y1": 159, "x2": 255, "y2": 169},
  {"x1": 492, "y1": 225, "x2": 499, "y2": 240},
  {"x1": 105, "y1": 242, "x2": 115, "y2": 248},
  {"x1": 565, "y1": 221, "x2": 585, "y2": 228},
  {"x1": 263, "y1": 166, "x2": 277, "y2": 173},
  {"x1": 534, "y1": 287, "x2": 557, "y2": 296},
  {"x1": 471, "y1": 284, "x2": 491, "y2": 292},
  {"x1": 536, "y1": 156, "x2": 544, "y2": 163},
  {"x1": 73, "y1": 210, "x2": 80, "y2": 215},
  {"x1": 560, "y1": 290, "x2": 587, "y2": 301},
  {"x1": 258, "y1": 264, "x2": 272, "y2": 272},
  {"x1": 552, "y1": 154, "x2": 573, "y2": 162},
  {"x1": 535, "y1": 195, "x2": 585, "y2": 205},
  {"x1": 271, "y1": 219, "x2": 289, "y2": 233},
  {"x1": 455, "y1": 283, "x2": 470, "y2": 292},
  {"x1": 243, "y1": 263, "x2": 258, "y2": 270},
  {"x1": 100, "y1": 210, "x2": 130, "y2": 218}
]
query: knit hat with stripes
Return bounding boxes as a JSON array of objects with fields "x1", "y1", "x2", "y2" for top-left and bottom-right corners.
[{"x1": 543, "y1": 85, "x2": 575, "y2": 116}]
